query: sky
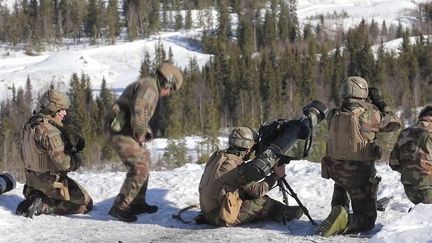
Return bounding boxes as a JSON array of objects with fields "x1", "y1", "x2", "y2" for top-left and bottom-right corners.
[{"x1": 1, "y1": 0, "x2": 432, "y2": 242}]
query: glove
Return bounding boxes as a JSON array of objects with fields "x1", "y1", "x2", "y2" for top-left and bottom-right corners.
[
  {"x1": 75, "y1": 137, "x2": 85, "y2": 152},
  {"x1": 66, "y1": 137, "x2": 85, "y2": 154},
  {"x1": 273, "y1": 164, "x2": 286, "y2": 178},
  {"x1": 368, "y1": 87, "x2": 387, "y2": 112}
]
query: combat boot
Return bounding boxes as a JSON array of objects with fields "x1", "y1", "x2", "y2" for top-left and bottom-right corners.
[
  {"x1": 315, "y1": 206, "x2": 348, "y2": 237},
  {"x1": 16, "y1": 191, "x2": 45, "y2": 218},
  {"x1": 128, "y1": 202, "x2": 158, "y2": 215},
  {"x1": 25, "y1": 197, "x2": 44, "y2": 218},
  {"x1": 109, "y1": 207, "x2": 137, "y2": 222}
]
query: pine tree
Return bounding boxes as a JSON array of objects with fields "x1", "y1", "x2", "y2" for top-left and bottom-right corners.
[
  {"x1": 85, "y1": 0, "x2": 101, "y2": 44},
  {"x1": 346, "y1": 20, "x2": 375, "y2": 79},
  {"x1": 216, "y1": 0, "x2": 231, "y2": 47},
  {"x1": 24, "y1": 76, "x2": 33, "y2": 114},
  {"x1": 261, "y1": 9, "x2": 277, "y2": 48},
  {"x1": 149, "y1": 0, "x2": 161, "y2": 32},
  {"x1": 185, "y1": 8, "x2": 193, "y2": 30},
  {"x1": 238, "y1": 10, "x2": 255, "y2": 56},
  {"x1": 96, "y1": 77, "x2": 117, "y2": 164},
  {"x1": 69, "y1": 0, "x2": 87, "y2": 43},
  {"x1": 174, "y1": 10, "x2": 183, "y2": 30},
  {"x1": 106, "y1": 0, "x2": 120, "y2": 44},
  {"x1": 38, "y1": 0, "x2": 54, "y2": 43},
  {"x1": 139, "y1": 51, "x2": 153, "y2": 78}
]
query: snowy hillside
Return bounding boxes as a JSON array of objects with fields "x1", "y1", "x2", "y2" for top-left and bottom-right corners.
[
  {"x1": 0, "y1": 0, "x2": 429, "y2": 101},
  {"x1": 297, "y1": 0, "x2": 429, "y2": 29},
  {"x1": 0, "y1": 31, "x2": 212, "y2": 100},
  {"x1": 1, "y1": 158, "x2": 430, "y2": 243}
]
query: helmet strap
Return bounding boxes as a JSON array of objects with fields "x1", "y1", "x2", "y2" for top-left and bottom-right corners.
[
  {"x1": 157, "y1": 71, "x2": 175, "y2": 91},
  {"x1": 227, "y1": 147, "x2": 248, "y2": 158}
]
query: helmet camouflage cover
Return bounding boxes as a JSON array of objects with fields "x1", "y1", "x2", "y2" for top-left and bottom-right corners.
[
  {"x1": 340, "y1": 76, "x2": 369, "y2": 99},
  {"x1": 40, "y1": 89, "x2": 70, "y2": 113},
  {"x1": 158, "y1": 62, "x2": 183, "y2": 91},
  {"x1": 229, "y1": 127, "x2": 257, "y2": 150}
]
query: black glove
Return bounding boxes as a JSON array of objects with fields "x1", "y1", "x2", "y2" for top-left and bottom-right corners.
[
  {"x1": 368, "y1": 87, "x2": 387, "y2": 112},
  {"x1": 66, "y1": 137, "x2": 85, "y2": 154},
  {"x1": 75, "y1": 136, "x2": 85, "y2": 152}
]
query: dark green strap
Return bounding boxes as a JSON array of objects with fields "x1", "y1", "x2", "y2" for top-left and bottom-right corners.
[{"x1": 172, "y1": 204, "x2": 199, "y2": 224}]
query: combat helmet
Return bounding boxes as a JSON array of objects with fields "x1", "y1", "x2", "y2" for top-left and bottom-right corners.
[
  {"x1": 229, "y1": 127, "x2": 257, "y2": 150},
  {"x1": 340, "y1": 76, "x2": 368, "y2": 100},
  {"x1": 419, "y1": 105, "x2": 432, "y2": 119},
  {"x1": 157, "y1": 62, "x2": 183, "y2": 91},
  {"x1": 40, "y1": 89, "x2": 70, "y2": 114}
]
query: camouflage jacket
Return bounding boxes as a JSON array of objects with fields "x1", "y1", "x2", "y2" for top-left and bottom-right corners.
[
  {"x1": 21, "y1": 112, "x2": 78, "y2": 172},
  {"x1": 389, "y1": 116, "x2": 432, "y2": 187},
  {"x1": 108, "y1": 77, "x2": 159, "y2": 140},
  {"x1": 199, "y1": 150, "x2": 279, "y2": 217}
]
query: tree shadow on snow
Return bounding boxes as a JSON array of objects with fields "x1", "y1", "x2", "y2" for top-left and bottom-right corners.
[{"x1": 166, "y1": 36, "x2": 203, "y2": 53}]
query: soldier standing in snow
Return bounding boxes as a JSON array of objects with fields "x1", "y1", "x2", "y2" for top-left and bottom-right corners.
[
  {"x1": 316, "y1": 77, "x2": 401, "y2": 236},
  {"x1": 389, "y1": 105, "x2": 432, "y2": 205},
  {"x1": 199, "y1": 127, "x2": 303, "y2": 226},
  {"x1": 16, "y1": 89, "x2": 93, "y2": 218},
  {"x1": 105, "y1": 61, "x2": 183, "y2": 222}
]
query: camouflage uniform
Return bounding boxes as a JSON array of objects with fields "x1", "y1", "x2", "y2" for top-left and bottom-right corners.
[
  {"x1": 199, "y1": 149, "x2": 302, "y2": 226},
  {"x1": 321, "y1": 99, "x2": 401, "y2": 233},
  {"x1": 20, "y1": 112, "x2": 92, "y2": 216},
  {"x1": 389, "y1": 114, "x2": 432, "y2": 204},
  {"x1": 106, "y1": 62, "x2": 182, "y2": 221},
  {"x1": 106, "y1": 77, "x2": 159, "y2": 212}
]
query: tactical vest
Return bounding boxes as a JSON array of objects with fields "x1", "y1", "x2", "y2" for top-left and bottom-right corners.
[
  {"x1": 21, "y1": 116, "x2": 56, "y2": 172},
  {"x1": 199, "y1": 151, "x2": 242, "y2": 219},
  {"x1": 327, "y1": 107, "x2": 377, "y2": 161}
]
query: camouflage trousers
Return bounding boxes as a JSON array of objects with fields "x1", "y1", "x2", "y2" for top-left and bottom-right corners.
[
  {"x1": 403, "y1": 185, "x2": 432, "y2": 204},
  {"x1": 326, "y1": 158, "x2": 379, "y2": 233},
  {"x1": 24, "y1": 170, "x2": 93, "y2": 215},
  {"x1": 213, "y1": 196, "x2": 301, "y2": 226},
  {"x1": 110, "y1": 134, "x2": 150, "y2": 211}
]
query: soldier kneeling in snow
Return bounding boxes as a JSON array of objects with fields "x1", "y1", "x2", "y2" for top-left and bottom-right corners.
[{"x1": 16, "y1": 89, "x2": 93, "y2": 218}]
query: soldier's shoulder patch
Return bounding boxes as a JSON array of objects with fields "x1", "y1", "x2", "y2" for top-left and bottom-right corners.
[{"x1": 48, "y1": 134, "x2": 63, "y2": 148}]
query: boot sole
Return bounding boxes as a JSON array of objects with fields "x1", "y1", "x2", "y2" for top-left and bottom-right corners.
[
  {"x1": 315, "y1": 206, "x2": 348, "y2": 237},
  {"x1": 109, "y1": 208, "x2": 137, "y2": 222}
]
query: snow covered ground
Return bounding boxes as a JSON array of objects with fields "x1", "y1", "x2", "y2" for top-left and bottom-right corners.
[{"x1": 1, "y1": 152, "x2": 430, "y2": 243}]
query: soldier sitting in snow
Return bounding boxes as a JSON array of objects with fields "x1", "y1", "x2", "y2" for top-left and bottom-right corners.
[{"x1": 198, "y1": 127, "x2": 303, "y2": 226}]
